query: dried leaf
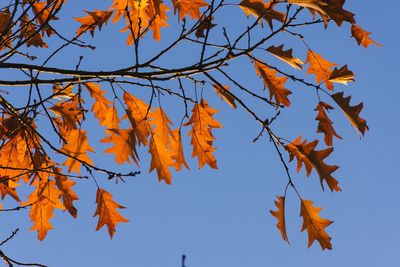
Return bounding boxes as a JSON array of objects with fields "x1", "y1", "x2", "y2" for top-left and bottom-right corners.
[
  {"x1": 328, "y1": 65, "x2": 355, "y2": 85},
  {"x1": 315, "y1": 102, "x2": 342, "y2": 146},
  {"x1": 93, "y1": 188, "x2": 128, "y2": 238},
  {"x1": 185, "y1": 99, "x2": 222, "y2": 169},
  {"x1": 172, "y1": 0, "x2": 208, "y2": 20},
  {"x1": 61, "y1": 130, "x2": 94, "y2": 173},
  {"x1": 195, "y1": 15, "x2": 216, "y2": 38},
  {"x1": 270, "y1": 196, "x2": 289, "y2": 243},
  {"x1": 213, "y1": 84, "x2": 237, "y2": 109},
  {"x1": 306, "y1": 50, "x2": 337, "y2": 90},
  {"x1": 267, "y1": 44, "x2": 303, "y2": 70},
  {"x1": 54, "y1": 167, "x2": 79, "y2": 218},
  {"x1": 75, "y1": 10, "x2": 113, "y2": 37},
  {"x1": 254, "y1": 61, "x2": 292, "y2": 107},
  {"x1": 102, "y1": 128, "x2": 139, "y2": 165},
  {"x1": 285, "y1": 136, "x2": 341, "y2": 192},
  {"x1": 331, "y1": 92, "x2": 368, "y2": 135},
  {"x1": 300, "y1": 199, "x2": 333, "y2": 250},
  {"x1": 351, "y1": 24, "x2": 383, "y2": 48},
  {"x1": 239, "y1": 0, "x2": 285, "y2": 29},
  {"x1": 170, "y1": 128, "x2": 189, "y2": 171}
]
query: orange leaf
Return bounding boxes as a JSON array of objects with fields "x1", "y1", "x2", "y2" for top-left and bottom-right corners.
[
  {"x1": 102, "y1": 128, "x2": 139, "y2": 165},
  {"x1": 266, "y1": 44, "x2": 304, "y2": 70},
  {"x1": 50, "y1": 96, "x2": 83, "y2": 131},
  {"x1": 172, "y1": 0, "x2": 208, "y2": 20},
  {"x1": 306, "y1": 50, "x2": 337, "y2": 90},
  {"x1": 328, "y1": 65, "x2": 355, "y2": 85},
  {"x1": 170, "y1": 128, "x2": 189, "y2": 171},
  {"x1": 270, "y1": 196, "x2": 289, "y2": 243},
  {"x1": 54, "y1": 168, "x2": 79, "y2": 218},
  {"x1": 331, "y1": 92, "x2": 368, "y2": 135},
  {"x1": 300, "y1": 199, "x2": 333, "y2": 250},
  {"x1": 75, "y1": 10, "x2": 113, "y2": 37},
  {"x1": 85, "y1": 82, "x2": 120, "y2": 128},
  {"x1": 61, "y1": 129, "x2": 94, "y2": 173},
  {"x1": 315, "y1": 102, "x2": 342, "y2": 146},
  {"x1": 285, "y1": 136, "x2": 341, "y2": 192},
  {"x1": 254, "y1": 61, "x2": 292, "y2": 107},
  {"x1": 185, "y1": 99, "x2": 222, "y2": 169},
  {"x1": 20, "y1": 15, "x2": 48, "y2": 48},
  {"x1": 239, "y1": 0, "x2": 285, "y2": 29},
  {"x1": 213, "y1": 84, "x2": 237, "y2": 109},
  {"x1": 0, "y1": 177, "x2": 21, "y2": 202},
  {"x1": 351, "y1": 24, "x2": 383, "y2": 48},
  {"x1": 148, "y1": 132, "x2": 175, "y2": 184},
  {"x1": 150, "y1": 107, "x2": 174, "y2": 145},
  {"x1": 123, "y1": 92, "x2": 151, "y2": 146},
  {"x1": 25, "y1": 179, "x2": 64, "y2": 240},
  {"x1": 93, "y1": 188, "x2": 128, "y2": 238}
]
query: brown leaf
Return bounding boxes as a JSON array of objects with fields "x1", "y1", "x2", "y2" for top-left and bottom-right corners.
[
  {"x1": 93, "y1": 188, "x2": 128, "y2": 238},
  {"x1": 331, "y1": 92, "x2": 368, "y2": 135},
  {"x1": 306, "y1": 50, "x2": 337, "y2": 90},
  {"x1": 288, "y1": 0, "x2": 355, "y2": 27},
  {"x1": 351, "y1": 24, "x2": 383, "y2": 48},
  {"x1": 315, "y1": 102, "x2": 342, "y2": 146},
  {"x1": 328, "y1": 65, "x2": 354, "y2": 85},
  {"x1": 239, "y1": 0, "x2": 285, "y2": 29},
  {"x1": 172, "y1": 0, "x2": 208, "y2": 20},
  {"x1": 270, "y1": 196, "x2": 289, "y2": 243},
  {"x1": 213, "y1": 84, "x2": 237, "y2": 109},
  {"x1": 254, "y1": 61, "x2": 292, "y2": 107},
  {"x1": 285, "y1": 136, "x2": 341, "y2": 192},
  {"x1": 300, "y1": 199, "x2": 333, "y2": 250},
  {"x1": 195, "y1": 15, "x2": 216, "y2": 38},
  {"x1": 266, "y1": 44, "x2": 304, "y2": 70}
]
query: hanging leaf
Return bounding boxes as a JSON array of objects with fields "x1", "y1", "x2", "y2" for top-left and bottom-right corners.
[
  {"x1": 328, "y1": 65, "x2": 355, "y2": 85},
  {"x1": 270, "y1": 196, "x2": 289, "y2": 243},
  {"x1": 331, "y1": 92, "x2": 368, "y2": 135},
  {"x1": 351, "y1": 24, "x2": 383, "y2": 48},
  {"x1": 315, "y1": 102, "x2": 342, "y2": 146},
  {"x1": 93, "y1": 188, "x2": 128, "y2": 238},
  {"x1": 300, "y1": 199, "x2": 333, "y2": 250}
]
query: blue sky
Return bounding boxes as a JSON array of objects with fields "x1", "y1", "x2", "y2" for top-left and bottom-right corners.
[{"x1": 1, "y1": 1, "x2": 399, "y2": 266}]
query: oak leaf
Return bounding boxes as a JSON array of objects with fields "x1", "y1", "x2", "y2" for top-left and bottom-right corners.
[
  {"x1": 266, "y1": 44, "x2": 303, "y2": 70},
  {"x1": 239, "y1": 0, "x2": 285, "y2": 29},
  {"x1": 285, "y1": 136, "x2": 341, "y2": 192},
  {"x1": 185, "y1": 99, "x2": 222, "y2": 169},
  {"x1": 148, "y1": 133, "x2": 175, "y2": 184},
  {"x1": 75, "y1": 10, "x2": 113, "y2": 37},
  {"x1": 172, "y1": 0, "x2": 208, "y2": 20},
  {"x1": 270, "y1": 196, "x2": 289, "y2": 243},
  {"x1": 0, "y1": 177, "x2": 21, "y2": 202},
  {"x1": 123, "y1": 92, "x2": 151, "y2": 147},
  {"x1": 54, "y1": 168, "x2": 79, "y2": 218},
  {"x1": 213, "y1": 84, "x2": 237, "y2": 109},
  {"x1": 300, "y1": 199, "x2": 333, "y2": 250},
  {"x1": 328, "y1": 65, "x2": 354, "y2": 85},
  {"x1": 288, "y1": 0, "x2": 355, "y2": 27},
  {"x1": 254, "y1": 61, "x2": 292, "y2": 107},
  {"x1": 331, "y1": 92, "x2": 368, "y2": 135},
  {"x1": 93, "y1": 188, "x2": 128, "y2": 238},
  {"x1": 315, "y1": 102, "x2": 342, "y2": 146},
  {"x1": 20, "y1": 15, "x2": 48, "y2": 48},
  {"x1": 351, "y1": 24, "x2": 383, "y2": 48},
  {"x1": 170, "y1": 128, "x2": 189, "y2": 171},
  {"x1": 195, "y1": 15, "x2": 216, "y2": 38},
  {"x1": 25, "y1": 179, "x2": 64, "y2": 240},
  {"x1": 61, "y1": 130, "x2": 94, "y2": 173},
  {"x1": 50, "y1": 96, "x2": 83, "y2": 131},
  {"x1": 305, "y1": 50, "x2": 337, "y2": 90},
  {"x1": 102, "y1": 128, "x2": 139, "y2": 165}
]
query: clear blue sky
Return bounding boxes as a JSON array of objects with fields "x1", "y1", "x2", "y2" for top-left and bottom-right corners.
[{"x1": 1, "y1": 1, "x2": 399, "y2": 266}]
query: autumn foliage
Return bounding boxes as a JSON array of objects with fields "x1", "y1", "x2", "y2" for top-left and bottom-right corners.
[{"x1": 0, "y1": 0, "x2": 381, "y2": 257}]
